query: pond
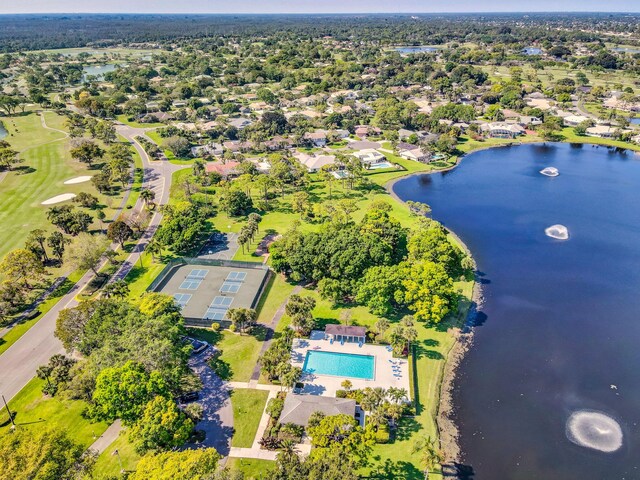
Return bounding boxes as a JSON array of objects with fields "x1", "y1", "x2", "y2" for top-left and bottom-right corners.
[
  {"x1": 613, "y1": 47, "x2": 640, "y2": 54},
  {"x1": 0, "y1": 122, "x2": 7, "y2": 140},
  {"x1": 394, "y1": 46, "x2": 439, "y2": 54},
  {"x1": 628, "y1": 117, "x2": 640, "y2": 125},
  {"x1": 82, "y1": 64, "x2": 118, "y2": 81},
  {"x1": 393, "y1": 143, "x2": 640, "y2": 479}
]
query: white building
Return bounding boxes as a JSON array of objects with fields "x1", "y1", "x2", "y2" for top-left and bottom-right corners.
[
  {"x1": 352, "y1": 148, "x2": 386, "y2": 165},
  {"x1": 563, "y1": 115, "x2": 591, "y2": 127}
]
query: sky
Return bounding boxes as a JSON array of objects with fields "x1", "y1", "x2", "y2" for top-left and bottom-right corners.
[{"x1": 0, "y1": 0, "x2": 638, "y2": 14}]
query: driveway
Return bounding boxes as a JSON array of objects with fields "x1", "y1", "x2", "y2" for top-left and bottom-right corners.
[
  {"x1": 188, "y1": 350, "x2": 234, "y2": 455},
  {"x1": 197, "y1": 232, "x2": 239, "y2": 261}
]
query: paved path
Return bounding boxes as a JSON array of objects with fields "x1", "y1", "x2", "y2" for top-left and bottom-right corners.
[
  {"x1": 0, "y1": 125, "x2": 183, "y2": 402},
  {"x1": 87, "y1": 419, "x2": 122, "y2": 455},
  {"x1": 249, "y1": 284, "x2": 303, "y2": 382}
]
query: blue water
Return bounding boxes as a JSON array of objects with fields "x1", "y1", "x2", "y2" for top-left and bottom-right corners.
[
  {"x1": 523, "y1": 47, "x2": 542, "y2": 55},
  {"x1": 303, "y1": 350, "x2": 375, "y2": 380},
  {"x1": 0, "y1": 123, "x2": 7, "y2": 140},
  {"x1": 395, "y1": 46, "x2": 438, "y2": 54},
  {"x1": 629, "y1": 117, "x2": 640, "y2": 125},
  {"x1": 82, "y1": 64, "x2": 117, "y2": 81},
  {"x1": 393, "y1": 143, "x2": 640, "y2": 479}
]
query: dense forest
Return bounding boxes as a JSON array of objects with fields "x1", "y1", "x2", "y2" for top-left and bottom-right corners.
[{"x1": 1, "y1": 13, "x2": 640, "y2": 52}]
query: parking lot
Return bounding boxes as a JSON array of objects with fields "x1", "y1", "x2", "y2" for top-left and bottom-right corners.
[{"x1": 153, "y1": 261, "x2": 269, "y2": 327}]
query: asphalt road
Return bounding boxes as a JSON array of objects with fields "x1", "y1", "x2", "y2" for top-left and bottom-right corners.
[{"x1": 0, "y1": 124, "x2": 183, "y2": 402}]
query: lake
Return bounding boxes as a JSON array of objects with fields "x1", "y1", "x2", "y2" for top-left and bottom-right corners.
[
  {"x1": 394, "y1": 46, "x2": 439, "y2": 54},
  {"x1": 393, "y1": 143, "x2": 640, "y2": 479},
  {"x1": 82, "y1": 64, "x2": 118, "y2": 81}
]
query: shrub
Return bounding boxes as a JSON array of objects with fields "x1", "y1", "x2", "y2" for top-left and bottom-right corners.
[
  {"x1": 375, "y1": 425, "x2": 390, "y2": 444},
  {"x1": 210, "y1": 322, "x2": 221, "y2": 333},
  {"x1": 228, "y1": 324, "x2": 236, "y2": 332},
  {"x1": 335, "y1": 389, "x2": 348, "y2": 398},
  {"x1": 307, "y1": 411, "x2": 325, "y2": 429},
  {"x1": 266, "y1": 397, "x2": 284, "y2": 420}
]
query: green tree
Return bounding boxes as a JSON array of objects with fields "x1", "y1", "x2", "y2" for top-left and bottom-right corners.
[
  {"x1": 129, "y1": 448, "x2": 221, "y2": 480},
  {"x1": 107, "y1": 219, "x2": 134, "y2": 248},
  {"x1": 91, "y1": 361, "x2": 169, "y2": 423},
  {"x1": 0, "y1": 428, "x2": 94, "y2": 480},
  {"x1": 402, "y1": 261, "x2": 456, "y2": 323},
  {"x1": 129, "y1": 396, "x2": 194, "y2": 454},
  {"x1": 63, "y1": 233, "x2": 110, "y2": 276},
  {"x1": 412, "y1": 436, "x2": 443, "y2": 480},
  {"x1": 226, "y1": 307, "x2": 257, "y2": 333},
  {"x1": 221, "y1": 189, "x2": 253, "y2": 216},
  {"x1": 0, "y1": 248, "x2": 45, "y2": 290},
  {"x1": 70, "y1": 140, "x2": 104, "y2": 165}
]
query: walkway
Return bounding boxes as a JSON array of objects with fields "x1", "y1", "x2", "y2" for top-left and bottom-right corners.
[
  {"x1": 249, "y1": 284, "x2": 303, "y2": 382},
  {"x1": 88, "y1": 419, "x2": 122, "y2": 455}
]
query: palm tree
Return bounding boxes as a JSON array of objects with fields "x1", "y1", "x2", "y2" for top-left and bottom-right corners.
[
  {"x1": 367, "y1": 407, "x2": 388, "y2": 429},
  {"x1": 412, "y1": 436, "x2": 443, "y2": 480},
  {"x1": 277, "y1": 439, "x2": 299, "y2": 464},
  {"x1": 146, "y1": 239, "x2": 162, "y2": 263},
  {"x1": 140, "y1": 189, "x2": 156, "y2": 209}
]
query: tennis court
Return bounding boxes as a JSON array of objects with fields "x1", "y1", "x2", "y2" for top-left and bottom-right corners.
[{"x1": 152, "y1": 261, "x2": 269, "y2": 327}]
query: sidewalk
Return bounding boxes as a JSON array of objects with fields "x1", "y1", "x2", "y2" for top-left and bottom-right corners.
[{"x1": 87, "y1": 419, "x2": 122, "y2": 455}]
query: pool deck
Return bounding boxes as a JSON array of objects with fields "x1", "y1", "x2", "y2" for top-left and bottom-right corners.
[{"x1": 291, "y1": 331, "x2": 410, "y2": 397}]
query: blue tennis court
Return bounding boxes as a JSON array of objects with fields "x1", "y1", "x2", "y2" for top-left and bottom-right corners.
[
  {"x1": 226, "y1": 271, "x2": 247, "y2": 282},
  {"x1": 179, "y1": 279, "x2": 202, "y2": 290},
  {"x1": 210, "y1": 296, "x2": 233, "y2": 308},
  {"x1": 173, "y1": 293, "x2": 192, "y2": 308},
  {"x1": 187, "y1": 269, "x2": 208, "y2": 279},
  {"x1": 220, "y1": 281, "x2": 241, "y2": 293}
]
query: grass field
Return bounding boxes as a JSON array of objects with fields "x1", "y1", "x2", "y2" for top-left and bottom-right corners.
[
  {"x1": 0, "y1": 377, "x2": 108, "y2": 446},
  {"x1": 229, "y1": 388, "x2": 270, "y2": 448},
  {"x1": 92, "y1": 432, "x2": 141, "y2": 478},
  {"x1": 188, "y1": 328, "x2": 264, "y2": 383},
  {"x1": 225, "y1": 458, "x2": 275, "y2": 478},
  {"x1": 0, "y1": 112, "x2": 129, "y2": 259}
]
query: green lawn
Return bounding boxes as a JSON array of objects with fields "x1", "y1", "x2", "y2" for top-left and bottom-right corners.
[
  {"x1": 0, "y1": 377, "x2": 108, "y2": 447},
  {"x1": 229, "y1": 388, "x2": 269, "y2": 448},
  {"x1": 116, "y1": 114, "x2": 163, "y2": 129},
  {"x1": 92, "y1": 431, "x2": 141, "y2": 478},
  {"x1": 225, "y1": 457, "x2": 275, "y2": 479},
  {"x1": 188, "y1": 328, "x2": 264, "y2": 383},
  {"x1": 0, "y1": 112, "x2": 128, "y2": 259}
]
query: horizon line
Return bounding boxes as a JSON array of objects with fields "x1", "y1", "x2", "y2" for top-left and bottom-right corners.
[{"x1": 1, "y1": 11, "x2": 639, "y2": 15}]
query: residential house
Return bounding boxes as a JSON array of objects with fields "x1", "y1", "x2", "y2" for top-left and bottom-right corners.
[
  {"x1": 400, "y1": 148, "x2": 431, "y2": 163},
  {"x1": 303, "y1": 130, "x2": 328, "y2": 147},
  {"x1": 205, "y1": 161, "x2": 241, "y2": 180},
  {"x1": 354, "y1": 125, "x2": 381, "y2": 138},
  {"x1": 280, "y1": 394, "x2": 357, "y2": 428},
  {"x1": 294, "y1": 152, "x2": 336, "y2": 173},
  {"x1": 586, "y1": 125, "x2": 617, "y2": 138},
  {"x1": 481, "y1": 122, "x2": 525, "y2": 139},
  {"x1": 352, "y1": 148, "x2": 386, "y2": 166},
  {"x1": 564, "y1": 115, "x2": 591, "y2": 127},
  {"x1": 223, "y1": 140, "x2": 252, "y2": 153},
  {"x1": 191, "y1": 142, "x2": 223, "y2": 158},
  {"x1": 264, "y1": 136, "x2": 294, "y2": 151},
  {"x1": 228, "y1": 117, "x2": 253, "y2": 130}
]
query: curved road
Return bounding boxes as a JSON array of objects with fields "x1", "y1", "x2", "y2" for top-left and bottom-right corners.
[{"x1": 0, "y1": 124, "x2": 184, "y2": 402}]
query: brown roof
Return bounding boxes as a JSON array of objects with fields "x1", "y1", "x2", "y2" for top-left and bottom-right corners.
[{"x1": 325, "y1": 325, "x2": 366, "y2": 337}]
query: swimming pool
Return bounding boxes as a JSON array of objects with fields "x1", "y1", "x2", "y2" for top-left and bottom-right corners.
[
  {"x1": 302, "y1": 350, "x2": 375, "y2": 380},
  {"x1": 368, "y1": 161, "x2": 393, "y2": 169}
]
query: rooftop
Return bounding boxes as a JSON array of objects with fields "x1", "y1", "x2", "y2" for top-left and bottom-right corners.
[
  {"x1": 325, "y1": 325, "x2": 367, "y2": 337},
  {"x1": 280, "y1": 394, "x2": 356, "y2": 427}
]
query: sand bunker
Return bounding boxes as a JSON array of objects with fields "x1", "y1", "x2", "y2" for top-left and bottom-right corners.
[
  {"x1": 545, "y1": 224, "x2": 569, "y2": 240},
  {"x1": 63, "y1": 175, "x2": 92, "y2": 185},
  {"x1": 540, "y1": 167, "x2": 559, "y2": 177},
  {"x1": 41, "y1": 193, "x2": 77, "y2": 205},
  {"x1": 566, "y1": 410, "x2": 623, "y2": 453}
]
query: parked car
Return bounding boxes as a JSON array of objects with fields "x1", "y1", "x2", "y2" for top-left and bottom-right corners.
[{"x1": 179, "y1": 391, "x2": 199, "y2": 403}]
